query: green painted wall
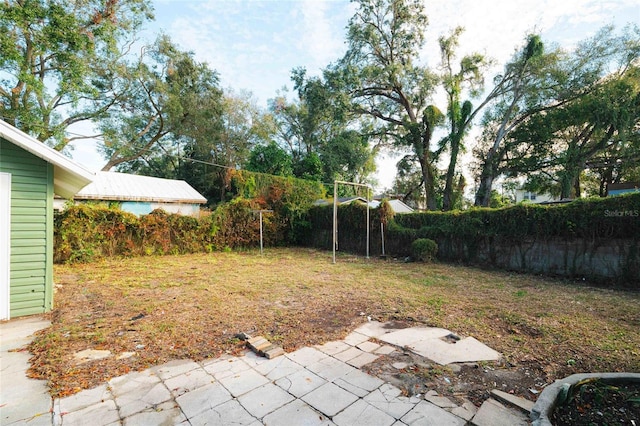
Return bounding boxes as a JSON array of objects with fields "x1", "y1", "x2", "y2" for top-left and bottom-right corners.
[{"x1": 0, "y1": 138, "x2": 53, "y2": 317}]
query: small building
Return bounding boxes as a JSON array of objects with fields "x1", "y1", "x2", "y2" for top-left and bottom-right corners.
[
  {"x1": 369, "y1": 199, "x2": 414, "y2": 214},
  {"x1": 56, "y1": 171, "x2": 207, "y2": 217},
  {"x1": 607, "y1": 182, "x2": 640, "y2": 196},
  {"x1": 514, "y1": 189, "x2": 559, "y2": 204},
  {"x1": 1, "y1": 120, "x2": 93, "y2": 320},
  {"x1": 314, "y1": 197, "x2": 414, "y2": 214}
]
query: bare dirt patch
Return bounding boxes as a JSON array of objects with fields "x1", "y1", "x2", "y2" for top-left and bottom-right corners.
[{"x1": 29, "y1": 248, "x2": 640, "y2": 403}]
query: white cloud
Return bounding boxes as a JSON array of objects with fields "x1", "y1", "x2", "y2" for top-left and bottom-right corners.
[{"x1": 294, "y1": 1, "x2": 352, "y2": 72}]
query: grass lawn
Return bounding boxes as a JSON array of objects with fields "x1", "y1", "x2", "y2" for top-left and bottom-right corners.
[{"x1": 29, "y1": 248, "x2": 640, "y2": 398}]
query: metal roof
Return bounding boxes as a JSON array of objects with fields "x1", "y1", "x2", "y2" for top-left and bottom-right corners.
[
  {"x1": 74, "y1": 171, "x2": 207, "y2": 204},
  {"x1": 0, "y1": 120, "x2": 94, "y2": 198},
  {"x1": 314, "y1": 198, "x2": 414, "y2": 213},
  {"x1": 369, "y1": 199, "x2": 414, "y2": 213}
]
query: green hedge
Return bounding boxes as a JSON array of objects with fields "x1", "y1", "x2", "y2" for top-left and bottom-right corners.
[
  {"x1": 394, "y1": 194, "x2": 640, "y2": 241},
  {"x1": 54, "y1": 172, "x2": 326, "y2": 263},
  {"x1": 385, "y1": 194, "x2": 640, "y2": 285},
  {"x1": 301, "y1": 201, "x2": 395, "y2": 253}
]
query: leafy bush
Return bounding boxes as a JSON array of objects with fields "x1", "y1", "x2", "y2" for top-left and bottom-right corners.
[
  {"x1": 54, "y1": 172, "x2": 326, "y2": 263},
  {"x1": 385, "y1": 194, "x2": 640, "y2": 285},
  {"x1": 394, "y1": 193, "x2": 640, "y2": 241},
  {"x1": 411, "y1": 238, "x2": 438, "y2": 262}
]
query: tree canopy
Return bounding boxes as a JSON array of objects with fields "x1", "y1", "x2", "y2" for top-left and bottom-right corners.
[
  {"x1": 0, "y1": 0, "x2": 153, "y2": 148},
  {"x1": 2, "y1": 0, "x2": 639, "y2": 208}
]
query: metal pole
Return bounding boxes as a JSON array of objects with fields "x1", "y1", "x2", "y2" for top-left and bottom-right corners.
[
  {"x1": 333, "y1": 181, "x2": 338, "y2": 264},
  {"x1": 259, "y1": 211, "x2": 264, "y2": 255},
  {"x1": 366, "y1": 186, "x2": 370, "y2": 259},
  {"x1": 381, "y1": 222, "x2": 385, "y2": 257}
]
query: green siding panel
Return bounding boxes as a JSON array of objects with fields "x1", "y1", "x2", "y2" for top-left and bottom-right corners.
[
  {"x1": 11, "y1": 182, "x2": 48, "y2": 193},
  {"x1": 10, "y1": 230, "x2": 46, "y2": 240},
  {"x1": 11, "y1": 291, "x2": 46, "y2": 303},
  {"x1": 10, "y1": 281, "x2": 45, "y2": 293},
  {"x1": 12, "y1": 198, "x2": 47, "y2": 208},
  {"x1": 1, "y1": 138, "x2": 53, "y2": 318},
  {"x1": 11, "y1": 206, "x2": 47, "y2": 216},
  {"x1": 11, "y1": 253, "x2": 46, "y2": 264},
  {"x1": 11, "y1": 245, "x2": 46, "y2": 255},
  {"x1": 11, "y1": 223, "x2": 46, "y2": 232},
  {"x1": 10, "y1": 269, "x2": 44, "y2": 279},
  {"x1": 9, "y1": 262, "x2": 46, "y2": 272},
  {"x1": 10, "y1": 306, "x2": 46, "y2": 317},
  {"x1": 10, "y1": 174, "x2": 48, "y2": 183},
  {"x1": 11, "y1": 238, "x2": 46, "y2": 248}
]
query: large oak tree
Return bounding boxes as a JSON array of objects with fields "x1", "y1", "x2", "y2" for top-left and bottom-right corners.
[{"x1": 0, "y1": 0, "x2": 152, "y2": 148}]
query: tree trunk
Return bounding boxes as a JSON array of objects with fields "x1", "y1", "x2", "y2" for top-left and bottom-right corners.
[
  {"x1": 416, "y1": 125, "x2": 438, "y2": 211},
  {"x1": 442, "y1": 133, "x2": 461, "y2": 211},
  {"x1": 474, "y1": 149, "x2": 497, "y2": 207}
]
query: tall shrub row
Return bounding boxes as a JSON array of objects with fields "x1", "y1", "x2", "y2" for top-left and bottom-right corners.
[
  {"x1": 391, "y1": 193, "x2": 640, "y2": 243},
  {"x1": 385, "y1": 193, "x2": 640, "y2": 285},
  {"x1": 54, "y1": 172, "x2": 326, "y2": 263},
  {"x1": 302, "y1": 201, "x2": 396, "y2": 253}
]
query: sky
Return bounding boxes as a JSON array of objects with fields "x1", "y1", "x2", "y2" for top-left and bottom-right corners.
[{"x1": 70, "y1": 0, "x2": 640, "y2": 191}]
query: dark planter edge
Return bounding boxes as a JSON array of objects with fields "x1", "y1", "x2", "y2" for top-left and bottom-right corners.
[{"x1": 530, "y1": 372, "x2": 640, "y2": 426}]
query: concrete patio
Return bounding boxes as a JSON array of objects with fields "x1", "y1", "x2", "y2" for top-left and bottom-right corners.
[{"x1": 1, "y1": 317, "x2": 529, "y2": 425}]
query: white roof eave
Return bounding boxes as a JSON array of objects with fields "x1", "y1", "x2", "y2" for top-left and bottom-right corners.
[{"x1": 0, "y1": 120, "x2": 94, "y2": 198}]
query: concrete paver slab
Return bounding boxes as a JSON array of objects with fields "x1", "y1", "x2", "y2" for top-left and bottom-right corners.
[
  {"x1": 356, "y1": 341, "x2": 381, "y2": 353},
  {"x1": 408, "y1": 336, "x2": 501, "y2": 365},
  {"x1": 203, "y1": 356, "x2": 251, "y2": 379},
  {"x1": 122, "y1": 400, "x2": 187, "y2": 425},
  {"x1": 286, "y1": 347, "x2": 328, "y2": 366},
  {"x1": 175, "y1": 382, "x2": 232, "y2": 419},
  {"x1": 0, "y1": 316, "x2": 50, "y2": 351},
  {"x1": 301, "y1": 382, "x2": 359, "y2": 417},
  {"x1": 237, "y1": 383, "x2": 295, "y2": 419},
  {"x1": 346, "y1": 351, "x2": 379, "y2": 368},
  {"x1": 152, "y1": 359, "x2": 201, "y2": 380},
  {"x1": 451, "y1": 405, "x2": 475, "y2": 421},
  {"x1": 342, "y1": 331, "x2": 370, "y2": 346},
  {"x1": 163, "y1": 366, "x2": 215, "y2": 397},
  {"x1": 490, "y1": 389, "x2": 534, "y2": 413},
  {"x1": 401, "y1": 401, "x2": 467, "y2": 426},
  {"x1": 334, "y1": 369, "x2": 384, "y2": 397},
  {"x1": 363, "y1": 384, "x2": 417, "y2": 419},
  {"x1": 115, "y1": 381, "x2": 173, "y2": 418},
  {"x1": 274, "y1": 368, "x2": 327, "y2": 398},
  {"x1": 188, "y1": 398, "x2": 259, "y2": 426},
  {"x1": 332, "y1": 346, "x2": 364, "y2": 362},
  {"x1": 108, "y1": 369, "x2": 160, "y2": 397},
  {"x1": 240, "y1": 350, "x2": 270, "y2": 367},
  {"x1": 262, "y1": 399, "x2": 335, "y2": 426},
  {"x1": 379, "y1": 327, "x2": 450, "y2": 347},
  {"x1": 378, "y1": 325, "x2": 501, "y2": 365},
  {"x1": 424, "y1": 393, "x2": 458, "y2": 408},
  {"x1": 1, "y1": 317, "x2": 52, "y2": 426},
  {"x1": 333, "y1": 399, "x2": 396, "y2": 426},
  {"x1": 374, "y1": 345, "x2": 397, "y2": 355},
  {"x1": 307, "y1": 355, "x2": 356, "y2": 382},
  {"x1": 57, "y1": 383, "x2": 112, "y2": 414},
  {"x1": 471, "y1": 398, "x2": 529, "y2": 426},
  {"x1": 315, "y1": 340, "x2": 351, "y2": 356},
  {"x1": 218, "y1": 367, "x2": 271, "y2": 397},
  {"x1": 352, "y1": 321, "x2": 397, "y2": 338},
  {"x1": 1, "y1": 352, "x2": 52, "y2": 425},
  {"x1": 59, "y1": 399, "x2": 120, "y2": 426},
  {"x1": 254, "y1": 355, "x2": 304, "y2": 380}
]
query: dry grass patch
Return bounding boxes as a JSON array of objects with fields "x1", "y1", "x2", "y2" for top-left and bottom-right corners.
[{"x1": 29, "y1": 248, "x2": 640, "y2": 398}]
